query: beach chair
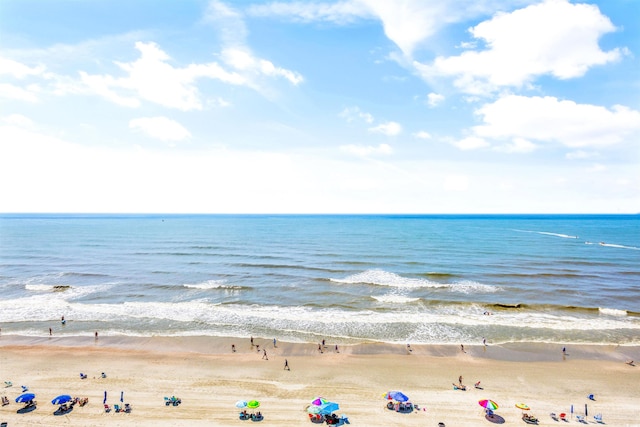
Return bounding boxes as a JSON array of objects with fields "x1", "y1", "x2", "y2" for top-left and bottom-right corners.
[
  {"x1": 104, "y1": 403, "x2": 111, "y2": 413},
  {"x1": 587, "y1": 393, "x2": 595, "y2": 401},
  {"x1": 20, "y1": 385, "x2": 28, "y2": 392},
  {"x1": 559, "y1": 413, "x2": 567, "y2": 421},
  {"x1": 3, "y1": 381, "x2": 12, "y2": 388},
  {"x1": 576, "y1": 414, "x2": 586, "y2": 423},
  {"x1": 1, "y1": 396, "x2": 9, "y2": 406},
  {"x1": 124, "y1": 403, "x2": 131, "y2": 413},
  {"x1": 114, "y1": 404, "x2": 122, "y2": 413},
  {"x1": 79, "y1": 373, "x2": 87, "y2": 379},
  {"x1": 549, "y1": 412, "x2": 558, "y2": 421},
  {"x1": 593, "y1": 413, "x2": 603, "y2": 423}
]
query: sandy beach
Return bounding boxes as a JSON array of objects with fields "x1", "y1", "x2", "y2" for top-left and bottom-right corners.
[{"x1": 1, "y1": 336, "x2": 639, "y2": 427}]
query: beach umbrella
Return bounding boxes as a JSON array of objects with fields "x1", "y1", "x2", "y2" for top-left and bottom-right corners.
[
  {"x1": 51, "y1": 395, "x2": 72, "y2": 405},
  {"x1": 311, "y1": 397, "x2": 328, "y2": 406},
  {"x1": 478, "y1": 399, "x2": 499, "y2": 411},
  {"x1": 247, "y1": 400, "x2": 260, "y2": 409},
  {"x1": 120, "y1": 391, "x2": 124, "y2": 403},
  {"x1": 385, "y1": 391, "x2": 409, "y2": 402},
  {"x1": 103, "y1": 391, "x2": 107, "y2": 404},
  {"x1": 235, "y1": 400, "x2": 248, "y2": 408},
  {"x1": 515, "y1": 403, "x2": 530, "y2": 413},
  {"x1": 16, "y1": 393, "x2": 35, "y2": 403},
  {"x1": 307, "y1": 405, "x2": 323, "y2": 415},
  {"x1": 318, "y1": 401, "x2": 340, "y2": 414}
]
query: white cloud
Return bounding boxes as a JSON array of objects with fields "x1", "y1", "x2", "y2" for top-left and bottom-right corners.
[
  {"x1": 472, "y1": 95, "x2": 640, "y2": 148},
  {"x1": 588, "y1": 163, "x2": 606, "y2": 173},
  {"x1": 247, "y1": 1, "x2": 370, "y2": 25},
  {"x1": 443, "y1": 174, "x2": 469, "y2": 191},
  {"x1": 221, "y1": 48, "x2": 303, "y2": 85},
  {"x1": 129, "y1": 116, "x2": 191, "y2": 141},
  {"x1": 426, "y1": 92, "x2": 444, "y2": 107},
  {"x1": 1, "y1": 114, "x2": 35, "y2": 128},
  {"x1": 369, "y1": 121, "x2": 402, "y2": 136},
  {"x1": 412, "y1": 131, "x2": 431, "y2": 139},
  {"x1": 493, "y1": 137, "x2": 537, "y2": 153},
  {"x1": 452, "y1": 136, "x2": 490, "y2": 151},
  {"x1": 565, "y1": 150, "x2": 597, "y2": 160},
  {"x1": 340, "y1": 143, "x2": 393, "y2": 157},
  {"x1": 415, "y1": 0, "x2": 623, "y2": 94},
  {"x1": 247, "y1": 0, "x2": 530, "y2": 58},
  {"x1": 0, "y1": 83, "x2": 40, "y2": 102},
  {"x1": 0, "y1": 56, "x2": 46, "y2": 78},
  {"x1": 339, "y1": 106, "x2": 374, "y2": 124}
]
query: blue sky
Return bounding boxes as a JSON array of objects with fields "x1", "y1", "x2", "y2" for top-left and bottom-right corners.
[{"x1": 1, "y1": 0, "x2": 638, "y2": 213}]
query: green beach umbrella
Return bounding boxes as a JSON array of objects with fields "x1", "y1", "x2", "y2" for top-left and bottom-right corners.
[{"x1": 247, "y1": 400, "x2": 260, "y2": 409}]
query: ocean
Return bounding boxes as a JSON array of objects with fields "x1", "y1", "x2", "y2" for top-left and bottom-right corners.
[{"x1": 0, "y1": 214, "x2": 638, "y2": 346}]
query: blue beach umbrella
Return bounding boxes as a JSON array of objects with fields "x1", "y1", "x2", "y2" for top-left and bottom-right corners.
[
  {"x1": 386, "y1": 391, "x2": 409, "y2": 402},
  {"x1": 103, "y1": 391, "x2": 107, "y2": 404},
  {"x1": 51, "y1": 395, "x2": 72, "y2": 405},
  {"x1": 16, "y1": 393, "x2": 35, "y2": 403},
  {"x1": 318, "y1": 401, "x2": 340, "y2": 414},
  {"x1": 120, "y1": 391, "x2": 124, "y2": 403}
]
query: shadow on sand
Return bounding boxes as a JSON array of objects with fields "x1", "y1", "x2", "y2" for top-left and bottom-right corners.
[
  {"x1": 485, "y1": 414, "x2": 505, "y2": 424},
  {"x1": 17, "y1": 405, "x2": 36, "y2": 414}
]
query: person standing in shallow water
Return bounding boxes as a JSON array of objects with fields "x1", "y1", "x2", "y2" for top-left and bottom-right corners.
[{"x1": 284, "y1": 359, "x2": 289, "y2": 370}]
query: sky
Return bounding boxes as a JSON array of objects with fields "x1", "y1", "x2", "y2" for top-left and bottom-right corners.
[{"x1": 1, "y1": 0, "x2": 639, "y2": 214}]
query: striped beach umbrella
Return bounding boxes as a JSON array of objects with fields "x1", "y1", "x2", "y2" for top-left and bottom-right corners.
[{"x1": 479, "y1": 399, "x2": 499, "y2": 411}]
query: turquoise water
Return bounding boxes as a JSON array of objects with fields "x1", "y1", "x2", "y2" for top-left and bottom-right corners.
[{"x1": 0, "y1": 214, "x2": 638, "y2": 345}]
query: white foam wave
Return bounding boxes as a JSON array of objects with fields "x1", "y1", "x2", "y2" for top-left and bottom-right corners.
[
  {"x1": 536, "y1": 231, "x2": 579, "y2": 239},
  {"x1": 372, "y1": 295, "x2": 420, "y2": 304},
  {"x1": 183, "y1": 280, "x2": 238, "y2": 289},
  {"x1": 513, "y1": 229, "x2": 579, "y2": 239},
  {"x1": 332, "y1": 270, "x2": 438, "y2": 288},
  {"x1": 25, "y1": 284, "x2": 71, "y2": 292},
  {"x1": 332, "y1": 270, "x2": 499, "y2": 293},
  {"x1": 599, "y1": 307, "x2": 627, "y2": 317},
  {"x1": 449, "y1": 280, "x2": 499, "y2": 294},
  {"x1": 1, "y1": 300, "x2": 639, "y2": 342},
  {"x1": 598, "y1": 243, "x2": 640, "y2": 250}
]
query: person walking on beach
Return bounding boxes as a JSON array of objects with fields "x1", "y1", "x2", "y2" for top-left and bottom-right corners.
[
  {"x1": 262, "y1": 349, "x2": 268, "y2": 360},
  {"x1": 318, "y1": 344, "x2": 323, "y2": 353},
  {"x1": 335, "y1": 344, "x2": 339, "y2": 353},
  {"x1": 284, "y1": 359, "x2": 289, "y2": 370},
  {"x1": 482, "y1": 337, "x2": 486, "y2": 346},
  {"x1": 251, "y1": 336, "x2": 254, "y2": 347},
  {"x1": 232, "y1": 344, "x2": 236, "y2": 352},
  {"x1": 460, "y1": 344, "x2": 465, "y2": 353},
  {"x1": 49, "y1": 327, "x2": 52, "y2": 336},
  {"x1": 95, "y1": 331, "x2": 98, "y2": 340},
  {"x1": 273, "y1": 338, "x2": 277, "y2": 348}
]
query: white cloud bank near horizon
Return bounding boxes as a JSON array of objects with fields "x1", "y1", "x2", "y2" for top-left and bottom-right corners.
[{"x1": 0, "y1": 0, "x2": 638, "y2": 213}]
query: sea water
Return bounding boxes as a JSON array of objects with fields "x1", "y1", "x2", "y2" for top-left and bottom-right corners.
[{"x1": 0, "y1": 214, "x2": 638, "y2": 345}]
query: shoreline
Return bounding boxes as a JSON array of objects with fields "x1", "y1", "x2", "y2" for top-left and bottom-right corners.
[
  {"x1": 2, "y1": 334, "x2": 639, "y2": 363},
  {"x1": 0, "y1": 335, "x2": 639, "y2": 426}
]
